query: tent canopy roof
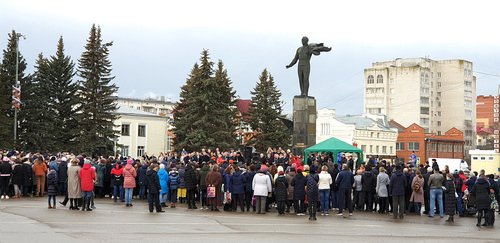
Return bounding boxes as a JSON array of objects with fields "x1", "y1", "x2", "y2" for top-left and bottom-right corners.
[{"x1": 304, "y1": 137, "x2": 363, "y2": 163}]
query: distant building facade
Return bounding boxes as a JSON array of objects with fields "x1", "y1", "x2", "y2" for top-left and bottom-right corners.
[
  {"x1": 469, "y1": 150, "x2": 500, "y2": 175},
  {"x1": 115, "y1": 107, "x2": 168, "y2": 158},
  {"x1": 389, "y1": 121, "x2": 464, "y2": 165},
  {"x1": 364, "y1": 58, "x2": 476, "y2": 156},
  {"x1": 117, "y1": 96, "x2": 175, "y2": 117},
  {"x1": 316, "y1": 108, "x2": 398, "y2": 161}
]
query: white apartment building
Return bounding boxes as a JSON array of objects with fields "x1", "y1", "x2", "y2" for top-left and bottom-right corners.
[
  {"x1": 117, "y1": 96, "x2": 175, "y2": 117},
  {"x1": 115, "y1": 106, "x2": 169, "y2": 158},
  {"x1": 364, "y1": 58, "x2": 477, "y2": 155},
  {"x1": 316, "y1": 108, "x2": 398, "y2": 161}
]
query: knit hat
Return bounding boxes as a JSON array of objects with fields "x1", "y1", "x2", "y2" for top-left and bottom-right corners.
[
  {"x1": 229, "y1": 159, "x2": 234, "y2": 164},
  {"x1": 278, "y1": 171, "x2": 284, "y2": 176},
  {"x1": 260, "y1": 165, "x2": 268, "y2": 172},
  {"x1": 84, "y1": 159, "x2": 91, "y2": 164},
  {"x1": 277, "y1": 166, "x2": 284, "y2": 173},
  {"x1": 61, "y1": 157, "x2": 67, "y2": 162}
]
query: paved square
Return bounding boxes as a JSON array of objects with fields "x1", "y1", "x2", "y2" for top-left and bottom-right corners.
[{"x1": 0, "y1": 198, "x2": 498, "y2": 243}]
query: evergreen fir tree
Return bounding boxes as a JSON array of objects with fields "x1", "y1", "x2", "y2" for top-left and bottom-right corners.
[
  {"x1": 173, "y1": 50, "x2": 238, "y2": 151},
  {"x1": 45, "y1": 37, "x2": 80, "y2": 152},
  {"x1": 248, "y1": 69, "x2": 290, "y2": 152},
  {"x1": 77, "y1": 25, "x2": 118, "y2": 155},
  {"x1": 18, "y1": 53, "x2": 51, "y2": 152},
  {"x1": 0, "y1": 30, "x2": 29, "y2": 149}
]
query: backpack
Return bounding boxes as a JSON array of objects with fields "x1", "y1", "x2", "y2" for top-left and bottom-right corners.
[{"x1": 413, "y1": 180, "x2": 421, "y2": 192}]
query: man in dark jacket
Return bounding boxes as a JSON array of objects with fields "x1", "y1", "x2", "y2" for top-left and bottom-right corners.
[
  {"x1": 291, "y1": 169, "x2": 307, "y2": 215},
  {"x1": 244, "y1": 165, "x2": 256, "y2": 212},
  {"x1": 389, "y1": 165, "x2": 407, "y2": 219},
  {"x1": 184, "y1": 163, "x2": 198, "y2": 209},
  {"x1": 329, "y1": 163, "x2": 340, "y2": 210},
  {"x1": 146, "y1": 164, "x2": 164, "y2": 213},
  {"x1": 230, "y1": 167, "x2": 246, "y2": 212},
  {"x1": 57, "y1": 158, "x2": 68, "y2": 196},
  {"x1": 0, "y1": 157, "x2": 13, "y2": 199},
  {"x1": 306, "y1": 170, "x2": 319, "y2": 220},
  {"x1": 422, "y1": 167, "x2": 432, "y2": 214},
  {"x1": 138, "y1": 164, "x2": 148, "y2": 199},
  {"x1": 360, "y1": 166, "x2": 377, "y2": 211},
  {"x1": 336, "y1": 164, "x2": 354, "y2": 217}
]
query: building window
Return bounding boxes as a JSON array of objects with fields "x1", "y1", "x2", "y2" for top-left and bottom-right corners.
[
  {"x1": 396, "y1": 142, "x2": 405, "y2": 151},
  {"x1": 480, "y1": 157, "x2": 485, "y2": 160},
  {"x1": 138, "y1": 125, "x2": 146, "y2": 137},
  {"x1": 122, "y1": 146, "x2": 129, "y2": 157},
  {"x1": 370, "y1": 145, "x2": 373, "y2": 153},
  {"x1": 367, "y1": 75, "x2": 374, "y2": 84},
  {"x1": 137, "y1": 146, "x2": 145, "y2": 157},
  {"x1": 376, "y1": 75, "x2": 383, "y2": 84},
  {"x1": 376, "y1": 145, "x2": 379, "y2": 153},
  {"x1": 437, "y1": 121, "x2": 441, "y2": 126},
  {"x1": 382, "y1": 146, "x2": 387, "y2": 154},
  {"x1": 321, "y1": 123, "x2": 330, "y2": 135},
  {"x1": 472, "y1": 157, "x2": 478, "y2": 160},
  {"x1": 361, "y1": 145, "x2": 366, "y2": 153},
  {"x1": 121, "y1": 124, "x2": 130, "y2": 136},
  {"x1": 489, "y1": 157, "x2": 494, "y2": 160},
  {"x1": 408, "y1": 142, "x2": 420, "y2": 151},
  {"x1": 390, "y1": 146, "x2": 393, "y2": 154}
]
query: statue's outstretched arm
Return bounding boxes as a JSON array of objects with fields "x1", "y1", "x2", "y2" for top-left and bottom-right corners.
[{"x1": 286, "y1": 50, "x2": 299, "y2": 68}]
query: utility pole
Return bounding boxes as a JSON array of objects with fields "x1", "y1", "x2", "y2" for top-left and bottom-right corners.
[{"x1": 13, "y1": 33, "x2": 25, "y2": 145}]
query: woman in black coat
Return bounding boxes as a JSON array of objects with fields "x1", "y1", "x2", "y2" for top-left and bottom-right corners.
[
  {"x1": 12, "y1": 160, "x2": 25, "y2": 198},
  {"x1": 444, "y1": 173, "x2": 456, "y2": 222},
  {"x1": 274, "y1": 172, "x2": 288, "y2": 215},
  {"x1": 471, "y1": 174, "x2": 492, "y2": 227}
]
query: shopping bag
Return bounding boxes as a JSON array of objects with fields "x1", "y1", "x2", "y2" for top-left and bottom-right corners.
[{"x1": 207, "y1": 185, "x2": 216, "y2": 198}]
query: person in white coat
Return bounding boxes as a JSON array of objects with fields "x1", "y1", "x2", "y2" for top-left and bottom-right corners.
[
  {"x1": 376, "y1": 167, "x2": 390, "y2": 213},
  {"x1": 252, "y1": 165, "x2": 272, "y2": 214},
  {"x1": 318, "y1": 166, "x2": 333, "y2": 215}
]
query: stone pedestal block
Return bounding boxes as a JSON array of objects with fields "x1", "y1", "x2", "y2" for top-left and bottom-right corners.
[{"x1": 292, "y1": 96, "x2": 316, "y2": 156}]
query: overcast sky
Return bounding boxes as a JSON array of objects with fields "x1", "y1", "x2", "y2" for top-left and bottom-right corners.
[{"x1": 2, "y1": 0, "x2": 500, "y2": 115}]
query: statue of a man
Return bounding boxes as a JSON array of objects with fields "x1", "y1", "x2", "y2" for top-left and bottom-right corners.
[{"x1": 286, "y1": 36, "x2": 332, "y2": 97}]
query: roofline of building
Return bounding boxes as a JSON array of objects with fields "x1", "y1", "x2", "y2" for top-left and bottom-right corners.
[
  {"x1": 118, "y1": 97, "x2": 176, "y2": 105},
  {"x1": 424, "y1": 138, "x2": 465, "y2": 143}
]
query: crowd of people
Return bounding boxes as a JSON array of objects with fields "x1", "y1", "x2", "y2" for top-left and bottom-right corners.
[{"x1": 0, "y1": 148, "x2": 498, "y2": 227}]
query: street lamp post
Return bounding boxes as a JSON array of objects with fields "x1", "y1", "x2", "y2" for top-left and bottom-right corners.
[{"x1": 13, "y1": 33, "x2": 25, "y2": 144}]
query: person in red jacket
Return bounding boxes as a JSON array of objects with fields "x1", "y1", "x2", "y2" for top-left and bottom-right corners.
[{"x1": 80, "y1": 159, "x2": 96, "y2": 211}]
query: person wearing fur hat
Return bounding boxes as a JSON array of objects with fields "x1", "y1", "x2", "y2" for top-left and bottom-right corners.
[
  {"x1": 252, "y1": 165, "x2": 272, "y2": 214},
  {"x1": 123, "y1": 159, "x2": 137, "y2": 207}
]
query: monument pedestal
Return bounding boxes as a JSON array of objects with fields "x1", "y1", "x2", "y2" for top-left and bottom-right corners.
[{"x1": 292, "y1": 96, "x2": 316, "y2": 157}]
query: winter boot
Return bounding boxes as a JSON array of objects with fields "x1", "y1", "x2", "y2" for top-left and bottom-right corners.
[
  {"x1": 86, "y1": 198, "x2": 92, "y2": 211},
  {"x1": 81, "y1": 199, "x2": 87, "y2": 211}
]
